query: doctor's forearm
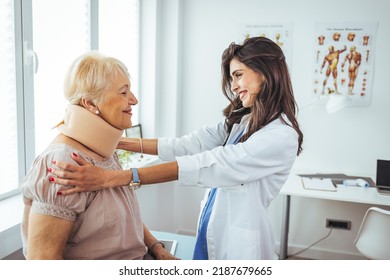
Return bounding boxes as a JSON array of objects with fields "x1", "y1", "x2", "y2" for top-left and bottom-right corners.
[
  {"x1": 111, "y1": 161, "x2": 179, "y2": 187},
  {"x1": 117, "y1": 137, "x2": 158, "y2": 155}
]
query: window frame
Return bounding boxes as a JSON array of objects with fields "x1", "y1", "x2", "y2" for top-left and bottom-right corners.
[{"x1": 0, "y1": 0, "x2": 27, "y2": 201}]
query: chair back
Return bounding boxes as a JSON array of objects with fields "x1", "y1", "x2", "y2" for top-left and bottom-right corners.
[{"x1": 354, "y1": 207, "x2": 390, "y2": 259}]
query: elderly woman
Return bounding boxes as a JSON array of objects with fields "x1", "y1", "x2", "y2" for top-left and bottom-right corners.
[{"x1": 21, "y1": 52, "x2": 175, "y2": 260}]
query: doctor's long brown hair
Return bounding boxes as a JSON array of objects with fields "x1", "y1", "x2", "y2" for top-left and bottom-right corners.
[{"x1": 221, "y1": 36, "x2": 303, "y2": 155}]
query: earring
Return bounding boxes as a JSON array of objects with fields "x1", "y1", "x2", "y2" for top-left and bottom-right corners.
[{"x1": 95, "y1": 110, "x2": 99, "y2": 114}]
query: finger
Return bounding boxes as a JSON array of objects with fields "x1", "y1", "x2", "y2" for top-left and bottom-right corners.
[
  {"x1": 53, "y1": 160, "x2": 80, "y2": 173},
  {"x1": 52, "y1": 153, "x2": 91, "y2": 174},
  {"x1": 49, "y1": 176, "x2": 76, "y2": 187},
  {"x1": 49, "y1": 168, "x2": 68, "y2": 179},
  {"x1": 70, "y1": 152, "x2": 90, "y2": 166},
  {"x1": 49, "y1": 165, "x2": 81, "y2": 183}
]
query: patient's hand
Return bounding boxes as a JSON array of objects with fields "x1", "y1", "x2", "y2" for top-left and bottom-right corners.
[{"x1": 153, "y1": 246, "x2": 181, "y2": 260}]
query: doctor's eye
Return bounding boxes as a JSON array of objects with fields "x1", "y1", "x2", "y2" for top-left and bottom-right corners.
[{"x1": 234, "y1": 73, "x2": 242, "y2": 79}]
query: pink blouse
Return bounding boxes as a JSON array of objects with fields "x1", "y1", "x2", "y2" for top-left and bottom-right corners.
[{"x1": 21, "y1": 144, "x2": 147, "y2": 259}]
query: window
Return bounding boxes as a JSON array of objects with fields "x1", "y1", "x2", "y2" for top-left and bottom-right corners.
[
  {"x1": 0, "y1": 0, "x2": 139, "y2": 200},
  {"x1": 0, "y1": 0, "x2": 19, "y2": 199},
  {"x1": 31, "y1": 0, "x2": 91, "y2": 155}
]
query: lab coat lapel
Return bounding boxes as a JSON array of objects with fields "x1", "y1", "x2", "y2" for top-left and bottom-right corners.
[{"x1": 227, "y1": 122, "x2": 247, "y2": 144}]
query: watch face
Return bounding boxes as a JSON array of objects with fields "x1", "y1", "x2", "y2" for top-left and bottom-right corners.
[{"x1": 129, "y1": 182, "x2": 141, "y2": 189}]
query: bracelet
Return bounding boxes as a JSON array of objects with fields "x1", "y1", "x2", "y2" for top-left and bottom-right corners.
[
  {"x1": 148, "y1": 241, "x2": 165, "y2": 256},
  {"x1": 139, "y1": 138, "x2": 144, "y2": 160}
]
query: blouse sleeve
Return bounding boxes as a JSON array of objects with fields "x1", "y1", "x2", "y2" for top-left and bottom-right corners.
[
  {"x1": 22, "y1": 146, "x2": 89, "y2": 221},
  {"x1": 158, "y1": 120, "x2": 227, "y2": 161},
  {"x1": 176, "y1": 122, "x2": 299, "y2": 188}
]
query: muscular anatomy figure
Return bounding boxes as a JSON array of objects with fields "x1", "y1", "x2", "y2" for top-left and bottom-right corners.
[
  {"x1": 341, "y1": 46, "x2": 361, "y2": 95},
  {"x1": 320, "y1": 45, "x2": 347, "y2": 94}
]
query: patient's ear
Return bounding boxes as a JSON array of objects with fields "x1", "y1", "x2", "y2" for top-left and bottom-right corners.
[{"x1": 81, "y1": 99, "x2": 99, "y2": 115}]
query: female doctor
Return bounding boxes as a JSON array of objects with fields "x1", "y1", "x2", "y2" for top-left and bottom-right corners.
[{"x1": 50, "y1": 36, "x2": 303, "y2": 260}]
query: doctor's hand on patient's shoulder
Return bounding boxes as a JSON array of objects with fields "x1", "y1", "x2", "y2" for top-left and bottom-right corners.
[{"x1": 49, "y1": 152, "x2": 117, "y2": 195}]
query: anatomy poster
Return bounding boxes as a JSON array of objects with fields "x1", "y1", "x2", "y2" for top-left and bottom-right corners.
[
  {"x1": 312, "y1": 22, "x2": 378, "y2": 107},
  {"x1": 240, "y1": 23, "x2": 293, "y2": 67}
]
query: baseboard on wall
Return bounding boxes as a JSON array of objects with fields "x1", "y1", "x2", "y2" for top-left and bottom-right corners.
[
  {"x1": 176, "y1": 229, "x2": 196, "y2": 236},
  {"x1": 2, "y1": 248, "x2": 25, "y2": 260},
  {"x1": 275, "y1": 243, "x2": 367, "y2": 260},
  {"x1": 0, "y1": 223, "x2": 23, "y2": 259}
]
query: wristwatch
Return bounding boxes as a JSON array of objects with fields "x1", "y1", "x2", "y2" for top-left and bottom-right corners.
[{"x1": 129, "y1": 168, "x2": 141, "y2": 189}]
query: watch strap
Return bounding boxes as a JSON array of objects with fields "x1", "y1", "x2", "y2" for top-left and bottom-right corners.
[{"x1": 129, "y1": 168, "x2": 141, "y2": 189}]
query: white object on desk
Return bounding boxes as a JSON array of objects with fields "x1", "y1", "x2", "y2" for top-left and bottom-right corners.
[
  {"x1": 151, "y1": 231, "x2": 196, "y2": 260},
  {"x1": 301, "y1": 177, "x2": 336, "y2": 191},
  {"x1": 159, "y1": 239, "x2": 178, "y2": 255},
  {"x1": 343, "y1": 179, "x2": 369, "y2": 188}
]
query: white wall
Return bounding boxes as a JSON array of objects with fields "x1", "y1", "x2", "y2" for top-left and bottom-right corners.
[{"x1": 138, "y1": 0, "x2": 390, "y2": 259}]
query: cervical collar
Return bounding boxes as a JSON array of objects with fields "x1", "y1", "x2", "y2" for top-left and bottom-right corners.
[{"x1": 57, "y1": 104, "x2": 123, "y2": 158}]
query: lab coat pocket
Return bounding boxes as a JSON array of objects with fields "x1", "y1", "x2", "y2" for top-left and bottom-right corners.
[
  {"x1": 228, "y1": 226, "x2": 260, "y2": 259},
  {"x1": 219, "y1": 185, "x2": 246, "y2": 193}
]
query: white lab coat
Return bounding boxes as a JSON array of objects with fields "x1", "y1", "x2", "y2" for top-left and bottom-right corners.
[{"x1": 158, "y1": 115, "x2": 298, "y2": 259}]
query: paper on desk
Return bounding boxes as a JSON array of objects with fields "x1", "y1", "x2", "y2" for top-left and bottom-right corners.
[{"x1": 301, "y1": 177, "x2": 337, "y2": 191}]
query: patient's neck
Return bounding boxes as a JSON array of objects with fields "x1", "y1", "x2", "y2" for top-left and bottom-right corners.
[{"x1": 56, "y1": 104, "x2": 123, "y2": 159}]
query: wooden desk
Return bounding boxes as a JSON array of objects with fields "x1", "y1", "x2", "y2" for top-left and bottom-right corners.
[{"x1": 278, "y1": 173, "x2": 390, "y2": 259}]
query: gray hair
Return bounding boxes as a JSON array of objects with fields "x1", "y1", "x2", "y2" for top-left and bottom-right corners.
[{"x1": 64, "y1": 51, "x2": 130, "y2": 105}]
